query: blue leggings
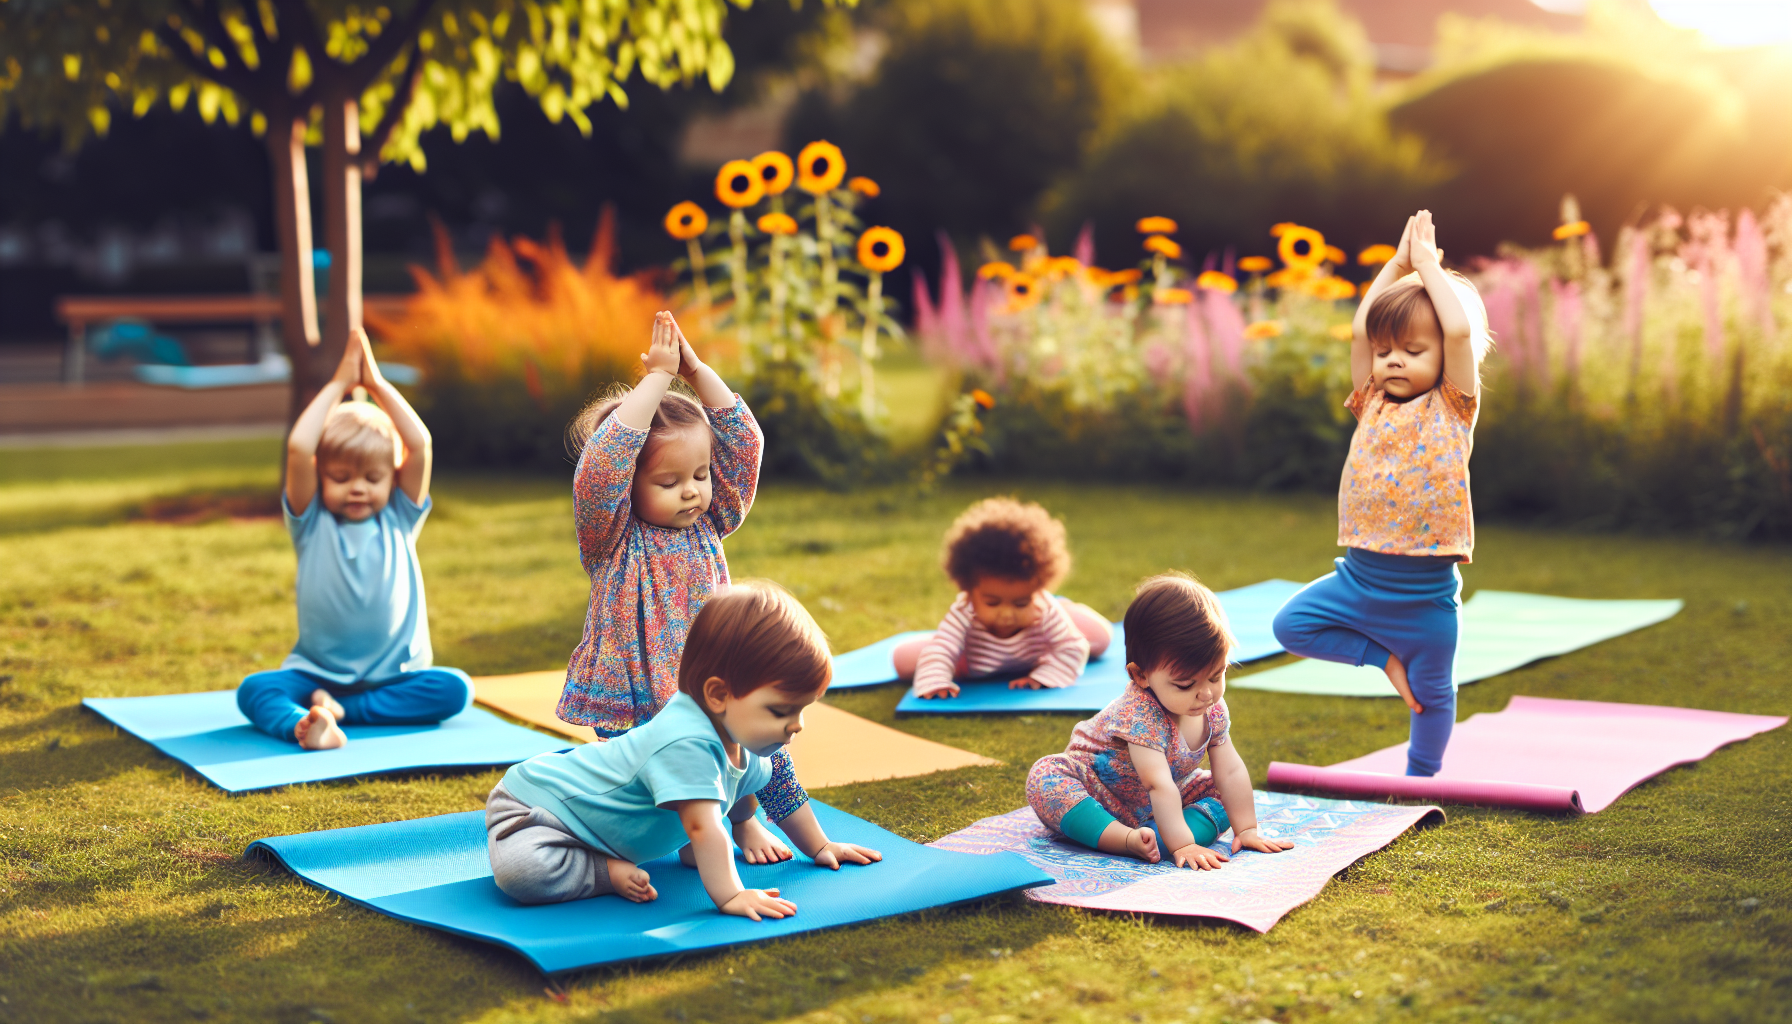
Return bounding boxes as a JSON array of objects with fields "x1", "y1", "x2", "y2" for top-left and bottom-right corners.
[
  {"x1": 237, "y1": 667, "x2": 473, "y2": 742},
  {"x1": 1271, "y1": 548, "x2": 1462, "y2": 776}
]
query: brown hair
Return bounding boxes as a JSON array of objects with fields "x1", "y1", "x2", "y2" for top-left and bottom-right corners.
[
  {"x1": 1365, "y1": 271, "x2": 1493, "y2": 363},
  {"x1": 317, "y1": 401, "x2": 401, "y2": 469},
  {"x1": 566, "y1": 381, "x2": 708, "y2": 466},
  {"x1": 677, "y1": 580, "x2": 832, "y2": 700},
  {"x1": 1123, "y1": 572, "x2": 1235, "y2": 677},
  {"x1": 942, "y1": 497, "x2": 1072, "y2": 592}
]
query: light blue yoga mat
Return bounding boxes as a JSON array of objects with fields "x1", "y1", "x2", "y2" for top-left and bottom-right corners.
[
  {"x1": 85, "y1": 689, "x2": 572, "y2": 793},
  {"x1": 1231, "y1": 590, "x2": 1684, "y2": 697},
  {"x1": 833, "y1": 580, "x2": 1302, "y2": 697},
  {"x1": 246, "y1": 801, "x2": 1053, "y2": 974}
]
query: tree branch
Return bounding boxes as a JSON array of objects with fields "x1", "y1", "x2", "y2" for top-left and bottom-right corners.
[
  {"x1": 272, "y1": 0, "x2": 331, "y2": 87},
  {"x1": 345, "y1": 0, "x2": 440, "y2": 92},
  {"x1": 152, "y1": 21, "x2": 264, "y2": 103},
  {"x1": 179, "y1": 0, "x2": 264, "y2": 90},
  {"x1": 359, "y1": 41, "x2": 423, "y2": 178}
]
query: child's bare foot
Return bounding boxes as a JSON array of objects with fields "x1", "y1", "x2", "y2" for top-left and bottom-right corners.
[
  {"x1": 309, "y1": 688, "x2": 346, "y2": 720},
  {"x1": 295, "y1": 706, "x2": 346, "y2": 749},
  {"x1": 1384, "y1": 654, "x2": 1423, "y2": 713},
  {"x1": 607, "y1": 859, "x2": 657, "y2": 902},
  {"x1": 1125, "y1": 826, "x2": 1160, "y2": 863}
]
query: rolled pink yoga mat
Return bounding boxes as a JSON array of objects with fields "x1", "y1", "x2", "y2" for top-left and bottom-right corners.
[{"x1": 1268, "y1": 695, "x2": 1787, "y2": 814}]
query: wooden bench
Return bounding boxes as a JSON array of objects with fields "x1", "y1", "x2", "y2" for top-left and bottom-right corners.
[{"x1": 54, "y1": 293, "x2": 411, "y2": 385}]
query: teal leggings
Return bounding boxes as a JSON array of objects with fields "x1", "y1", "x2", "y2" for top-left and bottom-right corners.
[{"x1": 1059, "y1": 796, "x2": 1231, "y2": 850}]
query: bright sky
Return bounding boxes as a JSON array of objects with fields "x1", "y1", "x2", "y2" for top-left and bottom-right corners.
[{"x1": 1648, "y1": 1, "x2": 1792, "y2": 46}]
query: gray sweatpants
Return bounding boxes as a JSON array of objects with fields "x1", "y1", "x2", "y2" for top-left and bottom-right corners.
[{"x1": 486, "y1": 782, "x2": 617, "y2": 905}]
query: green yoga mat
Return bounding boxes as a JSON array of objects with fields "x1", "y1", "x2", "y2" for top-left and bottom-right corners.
[{"x1": 1232, "y1": 590, "x2": 1683, "y2": 697}]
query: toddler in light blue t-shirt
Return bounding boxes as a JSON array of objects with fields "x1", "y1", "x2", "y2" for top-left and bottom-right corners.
[
  {"x1": 488, "y1": 582, "x2": 881, "y2": 919},
  {"x1": 236, "y1": 329, "x2": 471, "y2": 749}
]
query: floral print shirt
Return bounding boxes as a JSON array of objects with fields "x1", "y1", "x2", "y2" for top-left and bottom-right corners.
[
  {"x1": 1338, "y1": 376, "x2": 1478, "y2": 562},
  {"x1": 1039, "y1": 686, "x2": 1230, "y2": 829}
]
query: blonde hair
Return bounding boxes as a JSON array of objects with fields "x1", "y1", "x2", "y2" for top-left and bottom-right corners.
[
  {"x1": 318, "y1": 401, "x2": 402, "y2": 469},
  {"x1": 677, "y1": 580, "x2": 832, "y2": 699},
  {"x1": 566, "y1": 381, "x2": 708, "y2": 465}
]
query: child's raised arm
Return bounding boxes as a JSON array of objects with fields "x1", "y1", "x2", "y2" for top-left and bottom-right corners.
[
  {"x1": 284, "y1": 338, "x2": 363, "y2": 514},
  {"x1": 668, "y1": 317, "x2": 764, "y2": 538},
  {"x1": 1350, "y1": 214, "x2": 1416, "y2": 389},
  {"x1": 615, "y1": 312, "x2": 682, "y2": 429},
  {"x1": 1408, "y1": 210, "x2": 1479, "y2": 396},
  {"x1": 354, "y1": 328, "x2": 433, "y2": 505},
  {"x1": 672, "y1": 799, "x2": 798, "y2": 921}
]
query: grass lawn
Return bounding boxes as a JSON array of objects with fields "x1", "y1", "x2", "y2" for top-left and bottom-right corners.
[{"x1": 1, "y1": 438, "x2": 1788, "y2": 1024}]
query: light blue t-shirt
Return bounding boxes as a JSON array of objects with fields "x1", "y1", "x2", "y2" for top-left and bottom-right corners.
[
  {"x1": 280, "y1": 489, "x2": 433, "y2": 687},
  {"x1": 500, "y1": 692, "x2": 772, "y2": 863}
]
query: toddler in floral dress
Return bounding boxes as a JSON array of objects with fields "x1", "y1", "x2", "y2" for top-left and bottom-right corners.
[
  {"x1": 1028, "y1": 573, "x2": 1294, "y2": 869},
  {"x1": 553, "y1": 311, "x2": 801, "y2": 862}
]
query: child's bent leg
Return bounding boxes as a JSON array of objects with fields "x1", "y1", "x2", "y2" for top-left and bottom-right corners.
[
  {"x1": 1027, "y1": 756, "x2": 1158, "y2": 861},
  {"x1": 1398, "y1": 640, "x2": 1459, "y2": 778},
  {"x1": 891, "y1": 636, "x2": 932, "y2": 681},
  {"x1": 1057, "y1": 598, "x2": 1114, "y2": 658},
  {"x1": 1272, "y1": 574, "x2": 1394, "y2": 669},
  {"x1": 236, "y1": 669, "x2": 327, "y2": 741},
  {"x1": 336, "y1": 667, "x2": 473, "y2": 726},
  {"x1": 486, "y1": 783, "x2": 640, "y2": 904}
]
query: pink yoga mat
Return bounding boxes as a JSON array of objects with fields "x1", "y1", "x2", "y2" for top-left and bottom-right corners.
[{"x1": 1267, "y1": 696, "x2": 1787, "y2": 814}]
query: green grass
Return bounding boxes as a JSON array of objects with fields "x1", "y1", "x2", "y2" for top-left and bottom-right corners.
[{"x1": 1, "y1": 439, "x2": 1788, "y2": 1024}]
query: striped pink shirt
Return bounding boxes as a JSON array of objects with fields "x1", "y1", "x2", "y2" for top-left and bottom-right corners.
[{"x1": 912, "y1": 593, "x2": 1091, "y2": 697}]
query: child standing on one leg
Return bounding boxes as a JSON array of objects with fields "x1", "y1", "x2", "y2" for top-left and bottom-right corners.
[
  {"x1": 490, "y1": 582, "x2": 881, "y2": 913},
  {"x1": 894, "y1": 497, "x2": 1111, "y2": 699},
  {"x1": 1271, "y1": 209, "x2": 1491, "y2": 777},
  {"x1": 554, "y1": 311, "x2": 800, "y2": 862},
  {"x1": 1027, "y1": 573, "x2": 1294, "y2": 868},
  {"x1": 237, "y1": 328, "x2": 471, "y2": 749}
]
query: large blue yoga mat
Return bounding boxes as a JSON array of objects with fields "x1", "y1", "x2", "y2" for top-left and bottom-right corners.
[
  {"x1": 246, "y1": 801, "x2": 1053, "y2": 974},
  {"x1": 887, "y1": 579, "x2": 1304, "y2": 714},
  {"x1": 833, "y1": 579, "x2": 1303, "y2": 694},
  {"x1": 85, "y1": 690, "x2": 572, "y2": 793}
]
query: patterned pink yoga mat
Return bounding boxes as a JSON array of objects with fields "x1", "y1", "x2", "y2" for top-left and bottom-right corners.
[
  {"x1": 930, "y1": 792, "x2": 1441, "y2": 932},
  {"x1": 1267, "y1": 696, "x2": 1787, "y2": 814}
]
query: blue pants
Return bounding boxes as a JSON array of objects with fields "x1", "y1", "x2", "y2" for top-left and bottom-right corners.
[
  {"x1": 237, "y1": 667, "x2": 473, "y2": 742},
  {"x1": 1271, "y1": 548, "x2": 1462, "y2": 776}
]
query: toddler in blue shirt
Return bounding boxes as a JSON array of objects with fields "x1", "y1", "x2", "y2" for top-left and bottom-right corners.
[
  {"x1": 236, "y1": 328, "x2": 471, "y2": 749},
  {"x1": 488, "y1": 581, "x2": 881, "y2": 919}
]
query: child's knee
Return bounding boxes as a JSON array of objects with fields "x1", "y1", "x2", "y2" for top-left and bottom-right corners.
[
  {"x1": 891, "y1": 637, "x2": 930, "y2": 680},
  {"x1": 1270, "y1": 600, "x2": 1308, "y2": 649}
]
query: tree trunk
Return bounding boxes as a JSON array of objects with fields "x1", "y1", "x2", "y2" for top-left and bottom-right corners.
[
  {"x1": 321, "y1": 93, "x2": 362, "y2": 372},
  {"x1": 268, "y1": 112, "x2": 322, "y2": 430}
]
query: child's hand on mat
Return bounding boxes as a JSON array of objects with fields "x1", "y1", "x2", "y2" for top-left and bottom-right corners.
[
  {"x1": 722, "y1": 887, "x2": 796, "y2": 921},
  {"x1": 1007, "y1": 676, "x2": 1044, "y2": 690},
  {"x1": 1231, "y1": 826, "x2": 1296, "y2": 856},
  {"x1": 733, "y1": 817, "x2": 794, "y2": 865},
  {"x1": 1171, "y1": 842, "x2": 1229, "y2": 870},
  {"x1": 642, "y1": 311, "x2": 681, "y2": 376},
  {"x1": 812, "y1": 841, "x2": 883, "y2": 870},
  {"x1": 918, "y1": 684, "x2": 960, "y2": 699}
]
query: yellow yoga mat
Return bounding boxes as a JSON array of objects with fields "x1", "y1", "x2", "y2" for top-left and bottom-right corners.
[{"x1": 473, "y1": 671, "x2": 1000, "y2": 789}]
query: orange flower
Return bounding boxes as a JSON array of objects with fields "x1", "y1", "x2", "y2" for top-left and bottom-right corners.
[
  {"x1": 1554, "y1": 220, "x2": 1591, "y2": 240},
  {"x1": 757, "y1": 212, "x2": 798, "y2": 235},
  {"x1": 1136, "y1": 216, "x2": 1178, "y2": 234},
  {"x1": 978, "y1": 260, "x2": 1017, "y2": 280},
  {"x1": 1309, "y1": 276, "x2": 1358, "y2": 301},
  {"x1": 1323, "y1": 245, "x2": 1347, "y2": 265},
  {"x1": 1357, "y1": 244, "x2": 1397, "y2": 266},
  {"x1": 1154, "y1": 287, "x2": 1194, "y2": 305},
  {"x1": 1270, "y1": 222, "x2": 1299, "y2": 237},
  {"x1": 1005, "y1": 272, "x2": 1041, "y2": 309},
  {"x1": 1276, "y1": 225, "x2": 1326, "y2": 270},
  {"x1": 1328, "y1": 323, "x2": 1355, "y2": 340},
  {"x1": 970, "y1": 388, "x2": 996, "y2": 409},
  {"x1": 752, "y1": 150, "x2": 795, "y2": 195},
  {"x1": 1044, "y1": 255, "x2": 1083, "y2": 279},
  {"x1": 1009, "y1": 234, "x2": 1039, "y2": 252},
  {"x1": 1265, "y1": 267, "x2": 1309, "y2": 289},
  {"x1": 857, "y1": 226, "x2": 906, "y2": 273},
  {"x1": 1244, "y1": 319, "x2": 1284, "y2": 340},
  {"x1": 1108, "y1": 268, "x2": 1143, "y2": 285},
  {"x1": 1144, "y1": 235, "x2": 1182, "y2": 259},
  {"x1": 1237, "y1": 255, "x2": 1274, "y2": 273},
  {"x1": 664, "y1": 201, "x2": 708, "y2": 241},
  {"x1": 1195, "y1": 270, "x2": 1237, "y2": 294},
  {"x1": 848, "y1": 176, "x2": 881, "y2": 197},
  {"x1": 715, "y1": 159, "x2": 764, "y2": 209},
  {"x1": 796, "y1": 140, "x2": 846, "y2": 194}
]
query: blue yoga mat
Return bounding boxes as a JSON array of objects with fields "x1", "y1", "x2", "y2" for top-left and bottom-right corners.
[
  {"x1": 246, "y1": 801, "x2": 1053, "y2": 974},
  {"x1": 888, "y1": 579, "x2": 1305, "y2": 714},
  {"x1": 85, "y1": 690, "x2": 572, "y2": 793},
  {"x1": 833, "y1": 580, "x2": 1302, "y2": 696}
]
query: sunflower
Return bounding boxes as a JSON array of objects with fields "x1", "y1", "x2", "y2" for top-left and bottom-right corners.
[
  {"x1": 1276, "y1": 225, "x2": 1326, "y2": 271},
  {"x1": 1144, "y1": 235, "x2": 1182, "y2": 259},
  {"x1": 757, "y1": 212, "x2": 798, "y2": 235},
  {"x1": 1244, "y1": 320, "x2": 1285, "y2": 340},
  {"x1": 1357, "y1": 244, "x2": 1397, "y2": 266},
  {"x1": 1323, "y1": 245, "x2": 1347, "y2": 265},
  {"x1": 1136, "y1": 216, "x2": 1177, "y2": 234},
  {"x1": 715, "y1": 159, "x2": 764, "y2": 209},
  {"x1": 1553, "y1": 220, "x2": 1591, "y2": 240},
  {"x1": 858, "y1": 226, "x2": 906, "y2": 273},
  {"x1": 1009, "y1": 234, "x2": 1038, "y2": 252},
  {"x1": 1154, "y1": 287, "x2": 1194, "y2": 305},
  {"x1": 664, "y1": 201, "x2": 708, "y2": 241},
  {"x1": 1264, "y1": 267, "x2": 1310, "y2": 290},
  {"x1": 848, "y1": 176, "x2": 880, "y2": 197},
  {"x1": 1270, "y1": 222, "x2": 1298, "y2": 237},
  {"x1": 1044, "y1": 255, "x2": 1083, "y2": 279},
  {"x1": 1237, "y1": 255, "x2": 1274, "y2": 273},
  {"x1": 970, "y1": 388, "x2": 996, "y2": 409},
  {"x1": 1195, "y1": 270, "x2": 1237, "y2": 294},
  {"x1": 796, "y1": 140, "x2": 846, "y2": 195},
  {"x1": 1005, "y1": 272, "x2": 1041, "y2": 309},
  {"x1": 1108, "y1": 268, "x2": 1143, "y2": 285},
  {"x1": 1309, "y1": 276, "x2": 1358, "y2": 301},
  {"x1": 978, "y1": 261, "x2": 1017, "y2": 280},
  {"x1": 752, "y1": 151, "x2": 795, "y2": 195}
]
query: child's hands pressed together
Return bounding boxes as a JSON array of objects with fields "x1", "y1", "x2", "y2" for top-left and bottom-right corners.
[
  {"x1": 1408, "y1": 210, "x2": 1441, "y2": 271},
  {"x1": 811, "y1": 840, "x2": 883, "y2": 871},
  {"x1": 331, "y1": 328, "x2": 365, "y2": 385},
  {"x1": 642, "y1": 311, "x2": 682, "y2": 377},
  {"x1": 1231, "y1": 825, "x2": 1296, "y2": 856}
]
